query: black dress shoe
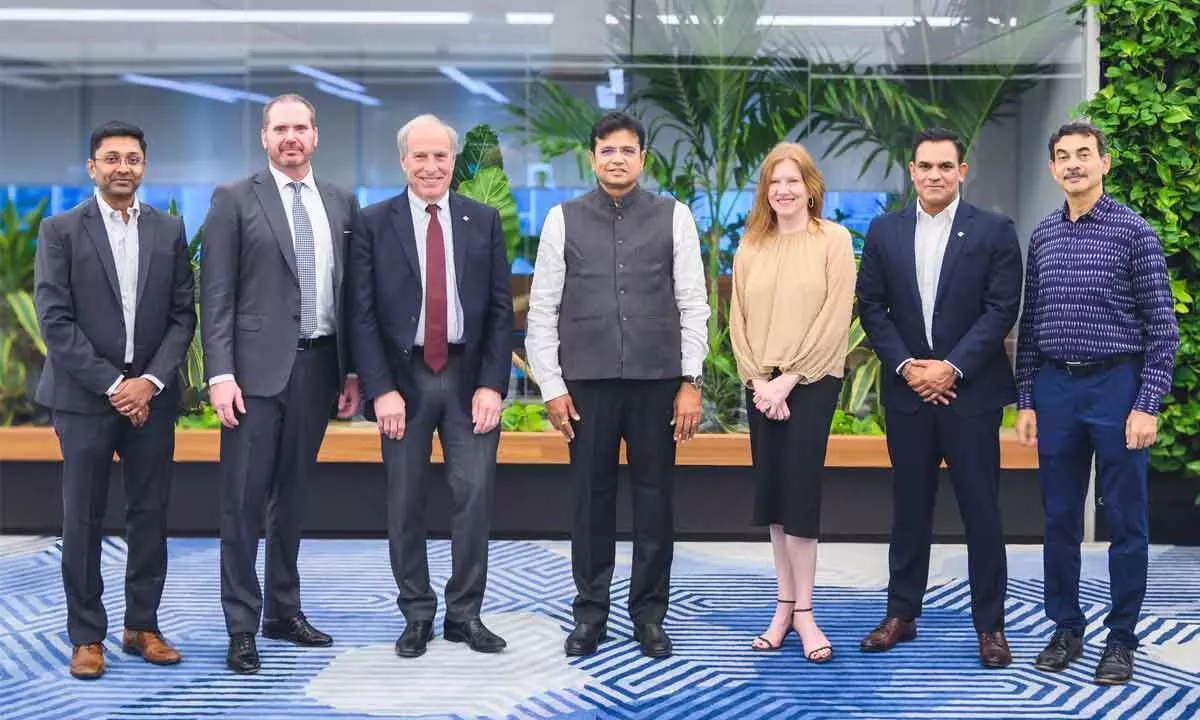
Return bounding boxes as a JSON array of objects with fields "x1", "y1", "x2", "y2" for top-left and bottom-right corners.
[
  {"x1": 444, "y1": 618, "x2": 507, "y2": 653},
  {"x1": 1034, "y1": 628, "x2": 1084, "y2": 672},
  {"x1": 227, "y1": 632, "x2": 260, "y2": 674},
  {"x1": 1095, "y1": 642, "x2": 1135, "y2": 685},
  {"x1": 394, "y1": 620, "x2": 434, "y2": 658},
  {"x1": 564, "y1": 622, "x2": 607, "y2": 657},
  {"x1": 633, "y1": 623, "x2": 673, "y2": 658},
  {"x1": 262, "y1": 612, "x2": 333, "y2": 647}
]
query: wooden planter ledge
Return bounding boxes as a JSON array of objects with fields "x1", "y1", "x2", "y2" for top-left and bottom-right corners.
[{"x1": 0, "y1": 425, "x2": 1038, "y2": 469}]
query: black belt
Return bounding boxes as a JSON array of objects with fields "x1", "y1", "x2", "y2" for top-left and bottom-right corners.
[
  {"x1": 412, "y1": 343, "x2": 465, "y2": 356},
  {"x1": 1049, "y1": 353, "x2": 1140, "y2": 377},
  {"x1": 297, "y1": 334, "x2": 337, "y2": 350}
]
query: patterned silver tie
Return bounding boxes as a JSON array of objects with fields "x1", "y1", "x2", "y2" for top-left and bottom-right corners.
[{"x1": 289, "y1": 182, "x2": 318, "y2": 337}]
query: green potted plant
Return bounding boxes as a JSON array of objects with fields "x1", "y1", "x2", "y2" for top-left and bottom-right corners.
[{"x1": 0, "y1": 197, "x2": 48, "y2": 425}]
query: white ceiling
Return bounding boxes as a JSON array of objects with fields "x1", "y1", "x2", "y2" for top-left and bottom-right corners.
[{"x1": 0, "y1": 0, "x2": 1085, "y2": 84}]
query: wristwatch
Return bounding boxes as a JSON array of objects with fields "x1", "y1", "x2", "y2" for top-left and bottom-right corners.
[{"x1": 682, "y1": 375, "x2": 704, "y2": 389}]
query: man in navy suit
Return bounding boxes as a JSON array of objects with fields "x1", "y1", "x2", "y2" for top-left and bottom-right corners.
[
  {"x1": 855, "y1": 128, "x2": 1023, "y2": 668},
  {"x1": 349, "y1": 114, "x2": 514, "y2": 659}
]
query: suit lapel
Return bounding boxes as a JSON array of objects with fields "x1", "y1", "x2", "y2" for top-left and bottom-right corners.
[
  {"x1": 448, "y1": 193, "x2": 468, "y2": 295},
  {"x1": 933, "y1": 202, "x2": 975, "y2": 311},
  {"x1": 391, "y1": 191, "x2": 421, "y2": 276},
  {"x1": 316, "y1": 180, "x2": 344, "y2": 284},
  {"x1": 896, "y1": 206, "x2": 923, "y2": 317},
  {"x1": 135, "y1": 206, "x2": 156, "y2": 308},
  {"x1": 252, "y1": 170, "x2": 297, "y2": 279},
  {"x1": 81, "y1": 198, "x2": 122, "y2": 305}
]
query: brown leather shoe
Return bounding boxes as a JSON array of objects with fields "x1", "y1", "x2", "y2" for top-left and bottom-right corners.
[
  {"x1": 70, "y1": 643, "x2": 105, "y2": 679},
  {"x1": 860, "y1": 617, "x2": 917, "y2": 652},
  {"x1": 122, "y1": 629, "x2": 182, "y2": 666},
  {"x1": 979, "y1": 631, "x2": 1012, "y2": 668}
]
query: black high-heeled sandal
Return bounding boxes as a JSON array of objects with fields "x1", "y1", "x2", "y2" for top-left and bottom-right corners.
[
  {"x1": 794, "y1": 608, "x2": 834, "y2": 663},
  {"x1": 750, "y1": 599, "x2": 796, "y2": 652}
]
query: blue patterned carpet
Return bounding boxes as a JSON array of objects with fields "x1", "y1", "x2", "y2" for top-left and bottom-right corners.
[{"x1": 0, "y1": 537, "x2": 1198, "y2": 719}]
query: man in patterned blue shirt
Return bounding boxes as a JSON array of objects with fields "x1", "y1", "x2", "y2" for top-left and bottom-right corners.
[{"x1": 1015, "y1": 121, "x2": 1179, "y2": 685}]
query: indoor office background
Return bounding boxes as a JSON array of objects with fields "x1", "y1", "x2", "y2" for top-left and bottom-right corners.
[{"x1": 0, "y1": 0, "x2": 1085, "y2": 245}]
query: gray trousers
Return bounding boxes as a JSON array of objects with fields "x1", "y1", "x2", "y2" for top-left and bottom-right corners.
[
  {"x1": 218, "y1": 342, "x2": 338, "y2": 635},
  {"x1": 382, "y1": 352, "x2": 500, "y2": 624}
]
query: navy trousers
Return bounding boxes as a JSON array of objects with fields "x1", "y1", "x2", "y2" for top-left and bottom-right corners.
[
  {"x1": 884, "y1": 404, "x2": 1007, "y2": 632},
  {"x1": 1034, "y1": 360, "x2": 1149, "y2": 649}
]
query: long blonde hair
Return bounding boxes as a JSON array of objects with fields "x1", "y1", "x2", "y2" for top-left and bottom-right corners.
[{"x1": 741, "y1": 143, "x2": 826, "y2": 245}]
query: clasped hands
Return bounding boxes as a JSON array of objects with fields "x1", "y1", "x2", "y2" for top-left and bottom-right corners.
[
  {"x1": 110, "y1": 377, "x2": 155, "y2": 427},
  {"x1": 751, "y1": 374, "x2": 799, "y2": 421},
  {"x1": 903, "y1": 359, "x2": 958, "y2": 405}
]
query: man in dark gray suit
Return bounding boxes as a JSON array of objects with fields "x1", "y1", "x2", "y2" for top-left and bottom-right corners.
[
  {"x1": 35, "y1": 121, "x2": 196, "y2": 680},
  {"x1": 200, "y1": 94, "x2": 361, "y2": 674},
  {"x1": 349, "y1": 114, "x2": 514, "y2": 659}
]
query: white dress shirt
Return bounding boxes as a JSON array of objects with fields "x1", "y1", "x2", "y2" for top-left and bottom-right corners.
[
  {"x1": 208, "y1": 166, "x2": 337, "y2": 388},
  {"x1": 408, "y1": 188, "x2": 464, "y2": 345},
  {"x1": 269, "y1": 164, "x2": 336, "y2": 338},
  {"x1": 526, "y1": 199, "x2": 710, "y2": 402},
  {"x1": 96, "y1": 192, "x2": 163, "y2": 396},
  {"x1": 897, "y1": 195, "x2": 962, "y2": 378}
]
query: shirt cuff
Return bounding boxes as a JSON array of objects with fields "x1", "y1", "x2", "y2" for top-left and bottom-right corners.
[
  {"x1": 1132, "y1": 393, "x2": 1161, "y2": 416},
  {"x1": 539, "y1": 377, "x2": 568, "y2": 403},
  {"x1": 896, "y1": 358, "x2": 913, "y2": 376},
  {"x1": 105, "y1": 375, "x2": 124, "y2": 396},
  {"x1": 945, "y1": 361, "x2": 963, "y2": 379},
  {"x1": 208, "y1": 374, "x2": 236, "y2": 387},
  {"x1": 345, "y1": 373, "x2": 359, "y2": 380},
  {"x1": 141, "y1": 374, "x2": 165, "y2": 395},
  {"x1": 1016, "y1": 390, "x2": 1034, "y2": 410}
]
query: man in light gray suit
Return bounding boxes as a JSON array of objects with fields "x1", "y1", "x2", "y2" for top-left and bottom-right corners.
[
  {"x1": 200, "y1": 94, "x2": 360, "y2": 674},
  {"x1": 35, "y1": 121, "x2": 195, "y2": 679}
]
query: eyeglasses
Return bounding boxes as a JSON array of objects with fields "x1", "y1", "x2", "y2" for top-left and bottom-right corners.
[{"x1": 94, "y1": 154, "x2": 144, "y2": 168}]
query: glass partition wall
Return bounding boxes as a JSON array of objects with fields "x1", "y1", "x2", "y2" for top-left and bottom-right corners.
[{"x1": 0, "y1": 0, "x2": 1088, "y2": 426}]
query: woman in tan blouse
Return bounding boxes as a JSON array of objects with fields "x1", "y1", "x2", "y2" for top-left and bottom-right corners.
[{"x1": 730, "y1": 142, "x2": 856, "y2": 662}]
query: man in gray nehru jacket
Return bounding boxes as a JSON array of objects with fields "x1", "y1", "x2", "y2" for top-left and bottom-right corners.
[{"x1": 525, "y1": 111, "x2": 709, "y2": 659}]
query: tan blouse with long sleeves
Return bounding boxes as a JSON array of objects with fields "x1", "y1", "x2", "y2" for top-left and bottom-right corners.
[{"x1": 730, "y1": 219, "x2": 857, "y2": 384}]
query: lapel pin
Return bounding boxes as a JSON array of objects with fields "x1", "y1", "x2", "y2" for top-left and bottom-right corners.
[
  {"x1": 957, "y1": 231, "x2": 965, "y2": 237},
  {"x1": 462, "y1": 215, "x2": 470, "y2": 222}
]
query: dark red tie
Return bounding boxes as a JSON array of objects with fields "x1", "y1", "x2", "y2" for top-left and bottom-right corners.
[{"x1": 424, "y1": 203, "x2": 448, "y2": 373}]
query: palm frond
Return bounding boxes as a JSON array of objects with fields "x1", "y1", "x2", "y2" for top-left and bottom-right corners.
[{"x1": 506, "y1": 80, "x2": 601, "y2": 182}]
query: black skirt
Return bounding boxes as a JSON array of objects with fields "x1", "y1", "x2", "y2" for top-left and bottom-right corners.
[{"x1": 747, "y1": 375, "x2": 841, "y2": 538}]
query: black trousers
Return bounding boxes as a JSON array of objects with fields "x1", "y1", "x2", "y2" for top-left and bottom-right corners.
[
  {"x1": 566, "y1": 378, "x2": 678, "y2": 626},
  {"x1": 382, "y1": 353, "x2": 500, "y2": 624},
  {"x1": 218, "y1": 343, "x2": 338, "y2": 635},
  {"x1": 54, "y1": 402, "x2": 176, "y2": 645},
  {"x1": 884, "y1": 404, "x2": 1008, "y2": 632}
]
